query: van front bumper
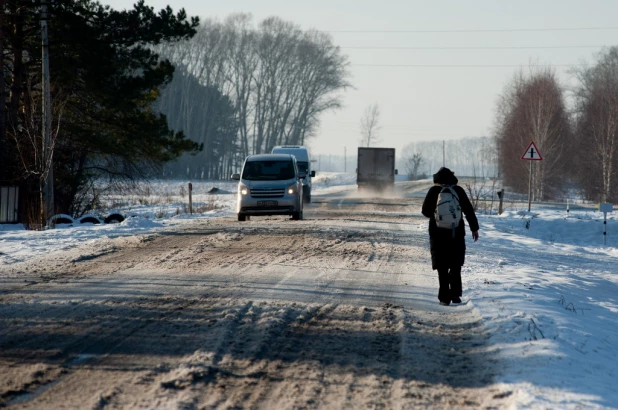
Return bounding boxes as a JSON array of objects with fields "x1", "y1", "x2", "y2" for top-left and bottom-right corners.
[{"x1": 237, "y1": 196, "x2": 301, "y2": 216}]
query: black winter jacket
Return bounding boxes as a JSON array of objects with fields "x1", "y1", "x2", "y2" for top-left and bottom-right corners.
[{"x1": 421, "y1": 168, "x2": 479, "y2": 270}]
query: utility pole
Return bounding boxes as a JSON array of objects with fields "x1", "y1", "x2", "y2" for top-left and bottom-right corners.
[
  {"x1": 41, "y1": 0, "x2": 53, "y2": 227},
  {"x1": 442, "y1": 140, "x2": 445, "y2": 167},
  {"x1": 0, "y1": 0, "x2": 7, "y2": 181}
]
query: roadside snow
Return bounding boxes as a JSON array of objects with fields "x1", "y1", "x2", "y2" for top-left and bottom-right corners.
[
  {"x1": 0, "y1": 174, "x2": 353, "y2": 265},
  {"x1": 1, "y1": 174, "x2": 617, "y2": 409},
  {"x1": 465, "y1": 206, "x2": 617, "y2": 409}
]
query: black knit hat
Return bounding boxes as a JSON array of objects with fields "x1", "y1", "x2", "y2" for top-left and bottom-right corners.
[{"x1": 433, "y1": 167, "x2": 458, "y2": 185}]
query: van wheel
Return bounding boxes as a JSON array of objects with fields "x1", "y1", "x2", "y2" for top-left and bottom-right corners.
[
  {"x1": 238, "y1": 214, "x2": 246, "y2": 222},
  {"x1": 292, "y1": 210, "x2": 303, "y2": 221}
]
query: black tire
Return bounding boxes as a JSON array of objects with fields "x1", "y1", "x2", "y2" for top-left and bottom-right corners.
[
  {"x1": 80, "y1": 216, "x2": 101, "y2": 224},
  {"x1": 238, "y1": 214, "x2": 246, "y2": 222},
  {"x1": 50, "y1": 215, "x2": 74, "y2": 225},
  {"x1": 104, "y1": 213, "x2": 125, "y2": 224},
  {"x1": 292, "y1": 210, "x2": 303, "y2": 221}
]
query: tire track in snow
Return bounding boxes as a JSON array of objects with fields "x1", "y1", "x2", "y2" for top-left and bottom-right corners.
[{"x1": 0, "y1": 196, "x2": 511, "y2": 409}]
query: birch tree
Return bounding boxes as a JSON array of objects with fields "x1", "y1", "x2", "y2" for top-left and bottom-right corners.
[
  {"x1": 494, "y1": 68, "x2": 572, "y2": 199},
  {"x1": 573, "y1": 47, "x2": 618, "y2": 203}
]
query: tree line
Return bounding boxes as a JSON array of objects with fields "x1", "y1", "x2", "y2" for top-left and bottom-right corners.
[
  {"x1": 0, "y1": 4, "x2": 350, "y2": 225},
  {"x1": 495, "y1": 47, "x2": 618, "y2": 204},
  {"x1": 0, "y1": 0, "x2": 202, "y2": 226},
  {"x1": 406, "y1": 47, "x2": 618, "y2": 205},
  {"x1": 155, "y1": 14, "x2": 351, "y2": 179},
  {"x1": 401, "y1": 137, "x2": 497, "y2": 181}
]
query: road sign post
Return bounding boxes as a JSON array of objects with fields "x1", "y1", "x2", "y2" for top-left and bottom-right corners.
[{"x1": 521, "y1": 142, "x2": 543, "y2": 212}]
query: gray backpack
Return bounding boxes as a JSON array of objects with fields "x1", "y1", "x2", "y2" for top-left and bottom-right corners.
[{"x1": 434, "y1": 185, "x2": 462, "y2": 234}]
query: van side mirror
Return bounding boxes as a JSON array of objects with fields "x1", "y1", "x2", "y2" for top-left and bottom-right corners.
[
  {"x1": 231, "y1": 173, "x2": 240, "y2": 180},
  {"x1": 310, "y1": 171, "x2": 316, "y2": 177},
  {"x1": 395, "y1": 169, "x2": 398, "y2": 175}
]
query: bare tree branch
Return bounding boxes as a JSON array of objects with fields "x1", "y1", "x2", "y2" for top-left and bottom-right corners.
[{"x1": 359, "y1": 103, "x2": 381, "y2": 147}]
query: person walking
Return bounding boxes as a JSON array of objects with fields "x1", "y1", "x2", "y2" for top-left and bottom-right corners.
[{"x1": 421, "y1": 167, "x2": 479, "y2": 306}]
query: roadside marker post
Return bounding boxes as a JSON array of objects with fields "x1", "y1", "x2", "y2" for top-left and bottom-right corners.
[
  {"x1": 188, "y1": 183, "x2": 193, "y2": 215},
  {"x1": 567, "y1": 198, "x2": 570, "y2": 214},
  {"x1": 599, "y1": 203, "x2": 613, "y2": 245},
  {"x1": 521, "y1": 142, "x2": 543, "y2": 212},
  {"x1": 497, "y1": 189, "x2": 504, "y2": 215}
]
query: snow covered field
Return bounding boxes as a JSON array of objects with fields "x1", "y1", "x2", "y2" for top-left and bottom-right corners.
[{"x1": 1, "y1": 172, "x2": 617, "y2": 409}]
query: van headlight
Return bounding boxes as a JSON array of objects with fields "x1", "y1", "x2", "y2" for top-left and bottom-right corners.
[
  {"x1": 239, "y1": 184, "x2": 249, "y2": 196},
  {"x1": 287, "y1": 184, "x2": 297, "y2": 195}
]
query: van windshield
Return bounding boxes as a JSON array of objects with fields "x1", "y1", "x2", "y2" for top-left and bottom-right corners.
[
  {"x1": 296, "y1": 161, "x2": 309, "y2": 174},
  {"x1": 242, "y1": 160, "x2": 296, "y2": 181}
]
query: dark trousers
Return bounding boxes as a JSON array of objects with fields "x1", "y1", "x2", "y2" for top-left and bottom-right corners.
[{"x1": 437, "y1": 266, "x2": 462, "y2": 302}]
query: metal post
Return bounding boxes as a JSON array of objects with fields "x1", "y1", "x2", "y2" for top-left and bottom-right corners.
[
  {"x1": 41, "y1": 0, "x2": 53, "y2": 227},
  {"x1": 188, "y1": 183, "x2": 193, "y2": 214},
  {"x1": 527, "y1": 160, "x2": 532, "y2": 212},
  {"x1": 604, "y1": 213, "x2": 607, "y2": 246}
]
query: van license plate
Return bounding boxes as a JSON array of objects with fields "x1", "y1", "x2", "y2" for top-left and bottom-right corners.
[{"x1": 257, "y1": 200, "x2": 278, "y2": 207}]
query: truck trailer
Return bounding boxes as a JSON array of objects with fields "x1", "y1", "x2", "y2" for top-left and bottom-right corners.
[{"x1": 356, "y1": 147, "x2": 398, "y2": 191}]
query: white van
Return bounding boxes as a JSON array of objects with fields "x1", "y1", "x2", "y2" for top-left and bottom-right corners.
[
  {"x1": 271, "y1": 146, "x2": 315, "y2": 202},
  {"x1": 231, "y1": 154, "x2": 304, "y2": 221}
]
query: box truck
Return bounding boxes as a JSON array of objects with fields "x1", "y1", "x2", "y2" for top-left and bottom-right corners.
[{"x1": 356, "y1": 147, "x2": 398, "y2": 191}]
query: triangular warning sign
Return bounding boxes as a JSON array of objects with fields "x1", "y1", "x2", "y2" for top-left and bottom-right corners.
[{"x1": 521, "y1": 141, "x2": 543, "y2": 160}]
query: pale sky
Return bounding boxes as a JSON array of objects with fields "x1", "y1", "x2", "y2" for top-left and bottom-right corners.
[{"x1": 102, "y1": 0, "x2": 618, "y2": 156}]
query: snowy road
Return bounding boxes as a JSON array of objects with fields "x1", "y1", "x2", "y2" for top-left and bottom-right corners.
[{"x1": 0, "y1": 187, "x2": 510, "y2": 409}]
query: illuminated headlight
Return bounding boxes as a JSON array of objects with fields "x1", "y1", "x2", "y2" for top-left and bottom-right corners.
[
  {"x1": 287, "y1": 184, "x2": 297, "y2": 195},
  {"x1": 239, "y1": 185, "x2": 249, "y2": 196}
]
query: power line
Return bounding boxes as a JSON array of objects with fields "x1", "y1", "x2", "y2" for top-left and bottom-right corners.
[
  {"x1": 341, "y1": 45, "x2": 608, "y2": 50},
  {"x1": 351, "y1": 64, "x2": 576, "y2": 68},
  {"x1": 320, "y1": 129, "x2": 487, "y2": 136},
  {"x1": 326, "y1": 124, "x2": 485, "y2": 131},
  {"x1": 325, "y1": 26, "x2": 618, "y2": 34}
]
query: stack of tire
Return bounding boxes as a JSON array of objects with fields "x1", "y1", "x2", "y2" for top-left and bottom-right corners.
[{"x1": 48, "y1": 212, "x2": 125, "y2": 226}]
